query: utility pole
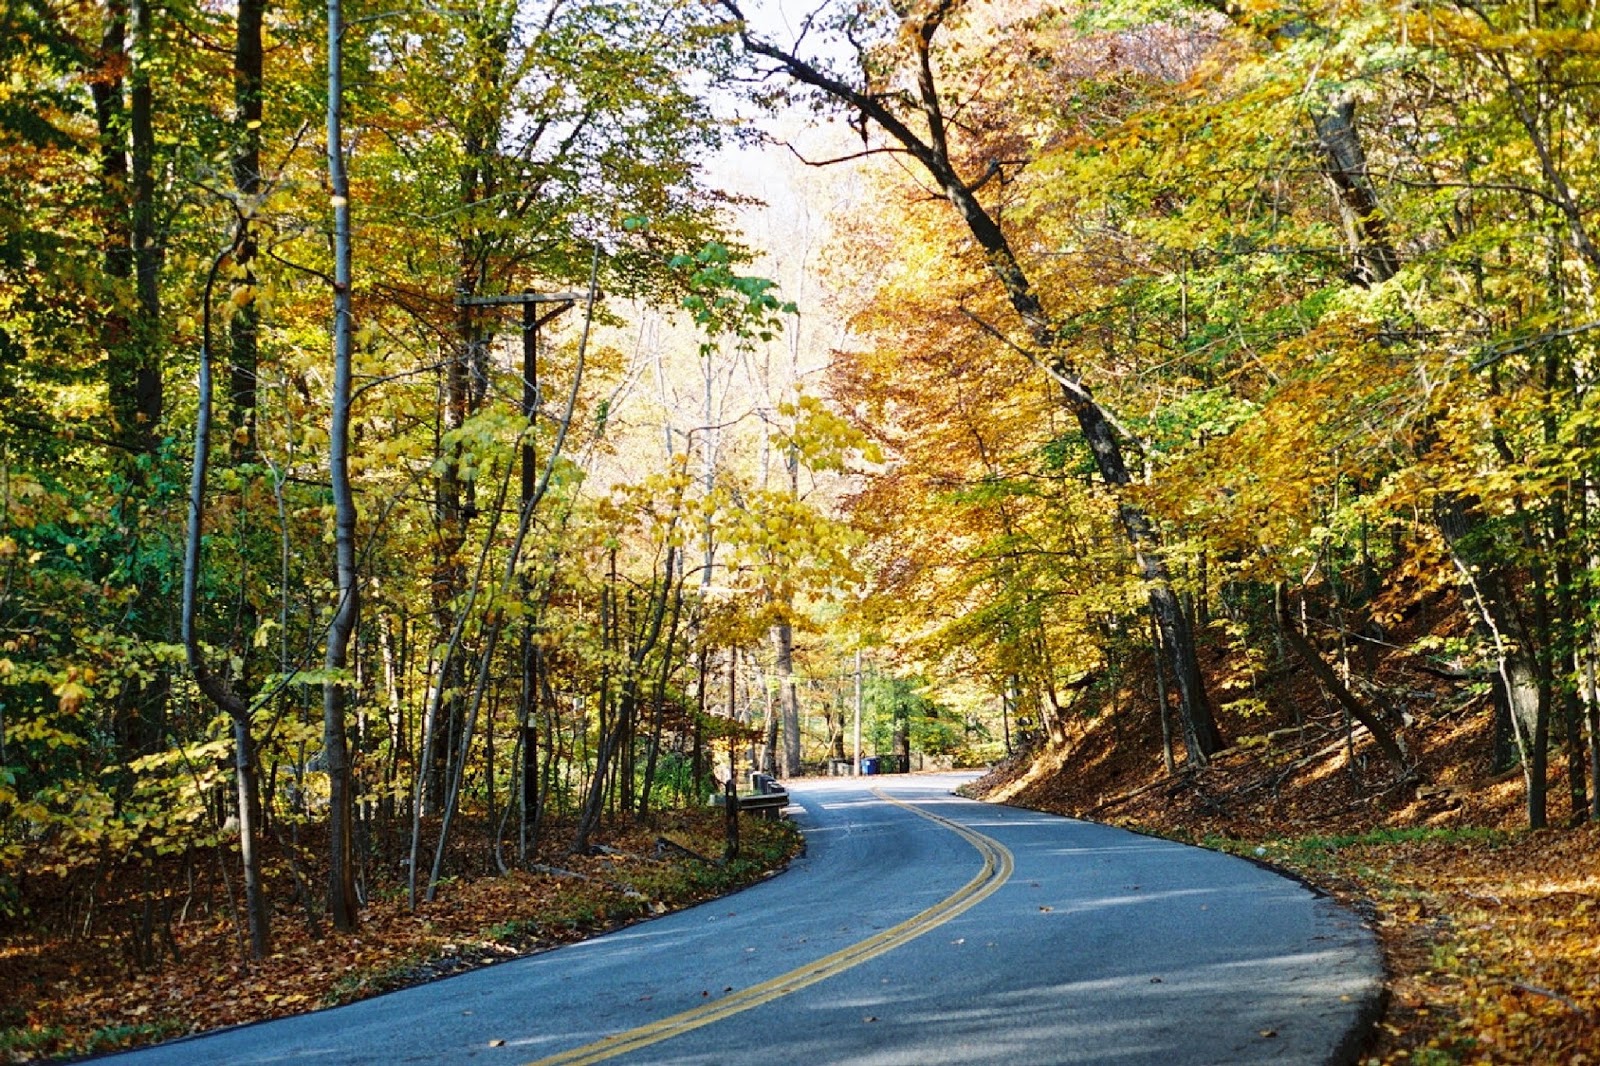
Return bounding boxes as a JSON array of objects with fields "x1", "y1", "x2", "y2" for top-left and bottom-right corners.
[
  {"x1": 454, "y1": 290, "x2": 582, "y2": 861},
  {"x1": 1003, "y1": 677, "x2": 1015, "y2": 755},
  {"x1": 853, "y1": 648, "x2": 863, "y2": 776}
]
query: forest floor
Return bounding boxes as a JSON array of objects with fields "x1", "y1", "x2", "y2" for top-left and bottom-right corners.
[
  {"x1": 968, "y1": 627, "x2": 1600, "y2": 1066},
  {"x1": 0, "y1": 810, "x2": 800, "y2": 1062}
]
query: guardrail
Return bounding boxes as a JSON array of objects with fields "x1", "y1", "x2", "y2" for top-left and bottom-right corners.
[{"x1": 732, "y1": 772, "x2": 789, "y2": 821}]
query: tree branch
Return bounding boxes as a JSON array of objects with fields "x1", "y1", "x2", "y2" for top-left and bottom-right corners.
[
  {"x1": 782, "y1": 141, "x2": 911, "y2": 167},
  {"x1": 959, "y1": 308, "x2": 1147, "y2": 456}
]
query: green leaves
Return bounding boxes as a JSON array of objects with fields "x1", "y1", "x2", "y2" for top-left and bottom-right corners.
[{"x1": 671, "y1": 241, "x2": 797, "y2": 348}]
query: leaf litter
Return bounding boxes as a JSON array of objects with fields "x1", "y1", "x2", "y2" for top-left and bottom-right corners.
[{"x1": 0, "y1": 812, "x2": 799, "y2": 1061}]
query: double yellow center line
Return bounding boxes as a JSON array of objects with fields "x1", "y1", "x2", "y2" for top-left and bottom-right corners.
[{"x1": 524, "y1": 789, "x2": 1014, "y2": 1066}]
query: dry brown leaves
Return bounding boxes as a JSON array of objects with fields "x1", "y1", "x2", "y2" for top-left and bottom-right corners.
[
  {"x1": 1351, "y1": 826, "x2": 1599, "y2": 1065},
  {"x1": 972, "y1": 672, "x2": 1600, "y2": 1066},
  {"x1": 0, "y1": 813, "x2": 798, "y2": 1062}
]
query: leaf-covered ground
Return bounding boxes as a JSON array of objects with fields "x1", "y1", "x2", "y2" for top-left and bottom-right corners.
[
  {"x1": 0, "y1": 812, "x2": 800, "y2": 1062},
  {"x1": 5, "y1": 696, "x2": 1593, "y2": 1065},
  {"x1": 971, "y1": 665, "x2": 1600, "y2": 1065}
]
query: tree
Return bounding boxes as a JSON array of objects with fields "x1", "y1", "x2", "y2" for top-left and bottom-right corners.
[
  {"x1": 719, "y1": 0, "x2": 1224, "y2": 763},
  {"x1": 323, "y1": 0, "x2": 359, "y2": 930},
  {"x1": 181, "y1": 219, "x2": 274, "y2": 958}
]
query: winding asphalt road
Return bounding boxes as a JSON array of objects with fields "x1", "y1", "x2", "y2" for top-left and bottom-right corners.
[{"x1": 108, "y1": 774, "x2": 1382, "y2": 1065}]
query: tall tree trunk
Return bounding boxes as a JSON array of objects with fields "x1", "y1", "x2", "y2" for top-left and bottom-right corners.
[
  {"x1": 93, "y1": 0, "x2": 171, "y2": 760},
  {"x1": 1586, "y1": 636, "x2": 1600, "y2": 823},
  {"x1": 183, "y1": 238, "x2": 271, "y2": 959},
  {"x1": 638, "y1": 578, "x2": 685, "y2": 816},
  {"x1": 126, "y1": 0, "x2": 163, "y2": 456},
  {"x1": 93, "y1": 1, "x2": 134, "y2": 451},
  {"x1": 1435, "y1": 497, "x2": 1548, "y2": 827},
  {"x1": 1307, "y1": 87, "x2": 1554, "y2": 822},
  {"x1": 421, "y1": 6, "x2": 513, "y2": 817},
  {"x1": 428, "y1": 336, "x2": 469, "y2": 814},
  {"x1": 323, "y1": 0, "x2": 360, "y2": 929},
  {"x1": 1544, "y1": 357, "x2": 1589, "y2": 821},
  {"x1": 229, "y1": 0, "x2": 264, "y2": 463},
  {"x1": 225, "y1": 0, "x2": 269, "y2": 949},
  {"x1": 772, "y1": 621, "x2": 801, "y2": 776},
  {"x1": 574, "y1": 550, "x2": 621, "y2": 853},
  {"x1": 941, "y1": 153, "x2": 1223, "y2": 763}
]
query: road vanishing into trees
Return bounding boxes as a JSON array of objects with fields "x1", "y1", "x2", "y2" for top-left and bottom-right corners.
[{"x1": 108, "y1": 775, "x2": 1382, "y2": 1065}]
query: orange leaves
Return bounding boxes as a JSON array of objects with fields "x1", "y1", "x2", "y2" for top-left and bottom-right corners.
[{"x1": 1291, "y1": 826, "x2": 1600, "y2": 1065}]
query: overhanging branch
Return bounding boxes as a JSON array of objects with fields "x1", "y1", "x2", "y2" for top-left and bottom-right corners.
[{"x1": 959, "y1": 307, "x2": 1147, "y2": 458}]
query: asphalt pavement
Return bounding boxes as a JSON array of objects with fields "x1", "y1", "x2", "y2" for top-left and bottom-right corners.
[{"x1": 103, "y1": 774, "x2": 1382, "y2": 1065}]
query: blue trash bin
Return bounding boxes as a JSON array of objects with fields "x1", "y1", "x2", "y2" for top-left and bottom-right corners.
[{"x1": 862, "y1": 756, "x2": 880, "y2": 775}]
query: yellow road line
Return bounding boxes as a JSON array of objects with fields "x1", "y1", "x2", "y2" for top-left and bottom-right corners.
[{"x1": 523, "y1": 788, "x2": 1014, "y2": 1066}]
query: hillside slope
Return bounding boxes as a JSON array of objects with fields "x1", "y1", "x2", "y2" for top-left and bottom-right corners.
[{"x1": 965, "y1": 602, "x2": 1599, "y2": 1065}]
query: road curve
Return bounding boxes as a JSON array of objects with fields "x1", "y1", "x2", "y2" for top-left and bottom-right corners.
[{"x1": 105, "y1": 774, "x2": 1381, "y2": 1065}]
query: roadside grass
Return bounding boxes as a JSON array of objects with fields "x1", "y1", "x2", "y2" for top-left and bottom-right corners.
[{"x1": 82, "y1": 1020, "x2": 187, "y2": 1055}]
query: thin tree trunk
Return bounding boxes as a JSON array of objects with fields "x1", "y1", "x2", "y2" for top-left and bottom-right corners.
[
  {"x1": 323, "y1": 0, "x2": 360, "y2": 929},
  {"x1": 428, "y1": 434, "x2": 580, "y2": 899},
  {"x1": 1435, "y1": 498, "x2": 1549, "y2": 827},
  {"x1": 1585, "y1": 638, "x2": 1600, "y2": 823},
  {"x1": 408, "y1": 473, "x2": 506, "y2": 906},
  {"x1": 1545, "y1": 353, "x2": 1589, "y2": 821},
  {"x1": 229, "y1": 0, "x2": 264, "y2": 462},
  {"x1": 574, "y1": 551, "x2": 620, "y2": 853},
  {"x1": 769, "y1": 620, "x2": 799, "y2": 776},
  {"x1": 182, "y1": 238, "x2": 271, "y2": 959},
  {"x1": 757, "y1": 661, "x2": 776, "y2": 774},
  {"x1": 638, "y1": 577, "x2": 685, "y2": 816},
  {"x1": 1151, "y1": 616, "x2": 1176, "y2": 775},
  {"x1": 378, "y1": 612, "x2": 405, "y2": 827}
]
